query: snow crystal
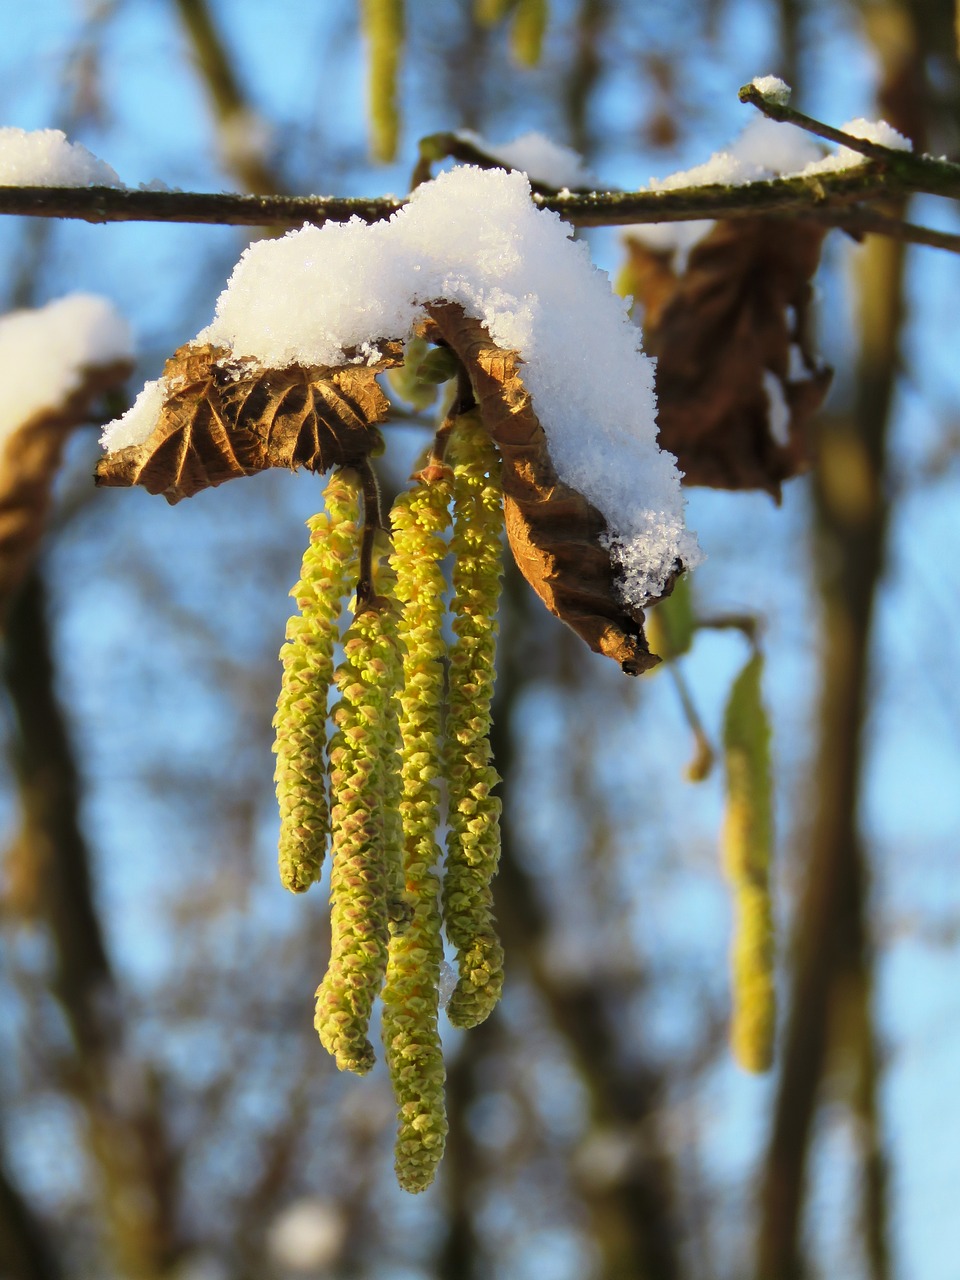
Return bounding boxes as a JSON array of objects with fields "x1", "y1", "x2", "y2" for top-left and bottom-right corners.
[
  {"x1": 0, "y1": 127, "x2": 123, "y2": 187},
  {"x1": 0, "y1": 295, "x2": 132, "y2": 442},
  {"x1": 750, "y1": 75, "x2": 791, "y2": 106},
  {"x1": 455, "y1": 128, "x2": 595, "y2": 190},
  {"x1": 103, "y1": 165, "x2": 698, "y2": 604}
]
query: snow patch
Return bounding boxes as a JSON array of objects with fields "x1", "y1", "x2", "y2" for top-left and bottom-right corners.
[
  {"x1": 0, "y1": 127, "x2": 123, "y2": 187},
  {"x1": 762, "y1": 371, "x2": 790, "y2": 447},
  {"x1": 0, "y1": 295, "x2": 132, "y2": 441},
  {"x1": 800, "y1": 116, "x2": 912, "y2": 175},
  {"x1": 750, "y1": 75, "x2": 791, "y2": 106},
  {"x1": 455, "y1": 128, "x2": 595, "y2": 189},
  {"x1": 627, "y1": 104, "x2": 912, "y2": 268}
]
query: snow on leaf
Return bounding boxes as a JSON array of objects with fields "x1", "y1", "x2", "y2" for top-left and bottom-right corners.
[
  {"x1": 95, "y1": 341, "x2": 401, "y2": 503},
  {"x1": 427, "y1": 302, "x2": 673, "y2": 675},
  {"x1": 623, "y1": 217, "x2": 832, "y2": 496}
]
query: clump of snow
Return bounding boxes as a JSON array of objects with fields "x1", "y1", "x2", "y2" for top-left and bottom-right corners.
[
  {"x1": 455, "y1": 128, "x2": 595, "y2": 190},
  {"x1": 627, "y1": 115, "x2": 823, "y2": 269},
  {"x1": 0, "y1": 295, "x2": 133, "y2": 441},
  {"x1": 0, "y1": 127, "x2": 123, "y2": 188},
  {"x1": 103, "y1": 165, "x2": 698, "y2": 604},
  {"x1": 800, "y1": 116, "x2": 912, "y2": 175},
  {"x1": 751, "y1": 75, "x2": 791, "y2": 106},
  {"x1": 645, "y1": 115, "x2": 823, "y2": 194},
  {"x1": 101, "y1": 377, "x2": 167, "y2": 451},
  {"x1": 627, "y1": 108, "x2": 912, "y2": 268}
]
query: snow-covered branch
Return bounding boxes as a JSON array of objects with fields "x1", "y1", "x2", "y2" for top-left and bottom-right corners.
[
  {"x1": 2, "y1": 96, "x2": 960, "y2": 249},
  {"x1": 0, "y1": 167, "x2": 938, "y2": 232}
]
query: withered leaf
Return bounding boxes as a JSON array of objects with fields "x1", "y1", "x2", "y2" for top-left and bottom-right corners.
[
  {"x1": 426, "y1": 301, "x2": 666, "y2": 675},
  {"x1": 624, "y1": 218, "x2": 832, "y2": 496},
  {"x1": 96, "y1": 341, "x2": 403, "y2": 504},
  {"x1": 0, "y1": 359, "x2": 133, "y2": 621}
]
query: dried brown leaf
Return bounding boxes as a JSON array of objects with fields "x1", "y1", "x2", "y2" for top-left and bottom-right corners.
[
  {"x1": 625, "y1": 218, "x2": 832, "y2": 496},
  {"x1": 426, "y1": 302, "x2": 664, "y2": 675},
  {"x1": 0, "y1": 359, "x2": 132, "y2": 619},
  {"x1": 95, "y1": 341, "x2": 403, "y2": 503}
]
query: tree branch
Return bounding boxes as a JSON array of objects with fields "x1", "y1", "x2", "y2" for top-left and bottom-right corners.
[{"x1": 2, "y1": 165, "x2": 958, "y2": 251}]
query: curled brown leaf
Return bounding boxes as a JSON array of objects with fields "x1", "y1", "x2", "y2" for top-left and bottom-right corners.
[
  {"x1": 96, "y1": 341, "x2": 403, "y2": 503},
  {"x1": 625, "y1": 218, "x2": 832, "y2": 496},
  {"x1": 426, "y1": 301, "x2": 665, "y2": 675}
]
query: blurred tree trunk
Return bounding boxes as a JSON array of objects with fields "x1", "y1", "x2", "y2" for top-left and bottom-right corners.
[
  {"x1": 754, "y1": 3, "x2": 924, "y2": 1271},
  {"x1": 3, "y1": 571, "x2": 180, "y2": 1279},
  {"x1": 0, "y1": 1155, "x2": 63, "y2": 1280}
]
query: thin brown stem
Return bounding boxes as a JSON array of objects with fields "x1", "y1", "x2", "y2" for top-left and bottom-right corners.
[
  {"x1": 356, "y1": 460, "x2": 384, "y2": 606},
  {"x1": 666, "y1": 663, "x2": 715, "y2": 780},
  {"x1": 739, "y1": 83, "x2": 900, "y2": 161},
  {"x1": 740, "y1": 80, "x2": 960, "y2": 197}
]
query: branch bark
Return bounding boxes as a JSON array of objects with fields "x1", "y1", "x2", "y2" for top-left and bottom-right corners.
[{"x1": 1, "y1": 165, "x2": 957, "y2": 250}]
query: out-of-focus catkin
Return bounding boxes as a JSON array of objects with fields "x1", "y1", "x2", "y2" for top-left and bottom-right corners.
[
  {"x1": 442, "y1": 412, "x2": 505, "y2": 1030},
  {"x1": 381, "y1": 469, "x2": 453, "y2": 1192},
  {"x1": 510, "y1": 0, "x2": 547, "y2": 66},
  {"x1": 274, "y1": 470, "x2": 361, "y2": 894},
  {"x1": 721, "y1": 651, "x2": 776, "y2": 1073},
  {"x1": 360, "y1": 0, "x2": 403, "y2": 162}
]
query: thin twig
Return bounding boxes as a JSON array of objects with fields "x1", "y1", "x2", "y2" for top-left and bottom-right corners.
[
  {"x1": 739, "y1": 81, "x2": 960, "y2": 199},
  {"x1": 695, "y1": 612, "x2": 760, "y2": 641},
  {"x1": 739, "y1": 83, "x2": 901, "y2": 162},
  {"x1": 666, "y1": 663, "x2": 715, "y2": 781},
  {"x1": 820, "y1": 207, "x2": 960, "y2": 254}
]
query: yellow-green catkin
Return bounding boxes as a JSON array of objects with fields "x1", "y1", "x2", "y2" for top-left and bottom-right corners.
[
  {"x1": 473, "y1": 0, "x2": 547, "y2": 66},
  {"x1": 381, "y1": 470, "x2": 453, "y2": 1192},
  {"x1": 371, "y1": 540, "x2": 410, "y2": 933},
  {"x1": 274, "y1": 471, "x2": 361, "y2": 894},
  {"x1": 387, "y1": 335, "x2": 438, "y2": 413},
  {"x1": 315, "y1": 597, "x2": 403, "y2": 1074},
  {"x1": 443, "y1": 412, "x2": 505, "y2": 1030},
  {"x1": 510, "y1": 0, "x2": 547, "y2": 66},
  {"x1": 474, "y1": 0, "x2": 515, "y2": 24},
  {"x1": 360, "y1": 0, "x2": 403, "y2": 163},
  {"x1": 721, "y1": 651, "x2": 776, "y2": 1073},
  {"x1": 645, "y1": 572, "x2": 695, "y2": 663}
]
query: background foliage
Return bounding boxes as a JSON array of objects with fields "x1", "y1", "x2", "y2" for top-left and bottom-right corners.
[{"x1": 1, "y1": 2, "x2": 960, "y2": 1278}]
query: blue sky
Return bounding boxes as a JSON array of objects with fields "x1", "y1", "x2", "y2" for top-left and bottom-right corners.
[{"x1": 2, "y1": 3, "x2": 960, "y2": 1277}]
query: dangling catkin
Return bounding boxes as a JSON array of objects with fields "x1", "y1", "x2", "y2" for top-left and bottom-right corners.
[
  {"x1": 443, "y1": 411, "x2": 505, "y2": 1029},
  {"x1": 381, "y1": 469, "x2": 453, "y2": 1192},
  {"x1": 722, "y1": 650, "x2": 776, "y2": 1072},
  {"x1": 360, "y1": 0, "x2": 403, "y2": 163},
  {"x1": 315, "y1": 596, "x2": 403, "y2": 1074},
  {"x1": 274, "y1": 470, "x2": 361, "y2": 894},
  {"x1": 510, "y1": 0, "x2": 547, "y2": 66}
]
